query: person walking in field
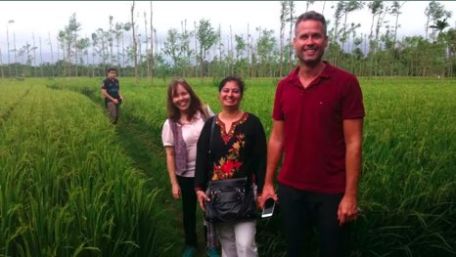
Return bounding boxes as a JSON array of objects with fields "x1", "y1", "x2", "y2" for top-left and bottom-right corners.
[
  {"x1": 161, "y1": 79, "x2": 220, "y2": 257},
  {"x1": 101, "y1": 67, "x2": 123, "y2": 124},
  {"x1": 195, "y1": 76, "x2": 267, "y2": 257},
  {"x1": 259, "y1": 11, "x2": 365, "y2": 257}
]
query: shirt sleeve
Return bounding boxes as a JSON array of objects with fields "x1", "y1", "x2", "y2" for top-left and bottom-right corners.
[
  {"x1": 195, "y1": 117, "x2": 213, "y2": 191},
  {"x1": 342, "y1": 76, "x2": 365, "y2": 119},
  {"x1": 101, "y1": 79, "x2": 108, "y2": 90},
  {"x1": 251, "y1": 116, "x2": 267, "y2": 194},
  {"x1": 272, "y1": 82, "x2": 285, "y2": 121},
  {"x1": 161, "y1": 119, "x2": 174, "y2": 147}
]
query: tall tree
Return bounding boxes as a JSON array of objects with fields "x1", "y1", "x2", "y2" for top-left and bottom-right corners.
[
  {"x1": 341, "y1": 1, "x2": 364, "y2": 50},
  {"x1": 108, "y1": 15, "x2": 115, "y2": 64},
  {"x1": 179, "y1": 20, "x2": 193, "y2": 77},
  {"x1": 287, "y1": 1, "x2": 295, "y2": 68},
  {"x1": 234, "y1": 34, "x2": 247, "y2": 76},
  {"x1": 39, "y1": 36, "x2": 44, "y2": 77},
  {"x1": 368, "y1": 0, "x2": 383, "y2": 42},
  {"x1": 47, "y1": 32, "x2": 55, "y2": 77},
  {"x1": 196, "y1": 19, "x2": 218, "y2": 77},
  {"x1": 122, "y1": 23, "x2": 132, "y2": 67},
  {"x1": 279, "y1": 1, "x2": 289, "y2": 76},
  {"x1": 305, "y1": 0, "x2": 314, "y2": 12},
  {"x1": 0, "y1": 46, "x2": 4, "y2": 79},
  {"x1": 425, "y1": 1, "x2": 452, "y2": 41},
  {"x1": 57, "y1": 13, "x2": 81, "y2": 76},
  {"x1": 131, "y1": 1, "x2": 138, "y2": 82},
  {"x1": 143, "y1": 11, "x2": 150, "y2": 78},
  {"x1": 75, "y1": 37, "x2": 90, "y2": 75},
  {"x1": 163, "y1": 28, "x2": 180, "y2": 69},
  {"x1": 256, "y1": 28, "x2": 277, "y2": 77},
  {"x1": 149, "y1": 1, "x2": 154, "y2": 79},
  {"x1": 6, "y1": 20, "x2": 14, "y2": 76},
  {"x1": 332, "y1": 1, "x2": 345, "y2": 43},
  {"x1": 389, "y1": 1, "x2": 405, "y2": 47}
]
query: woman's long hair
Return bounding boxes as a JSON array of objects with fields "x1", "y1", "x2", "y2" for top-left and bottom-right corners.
[{"x1": 167, "y1": 79, "x2": 208, "y2": 122}]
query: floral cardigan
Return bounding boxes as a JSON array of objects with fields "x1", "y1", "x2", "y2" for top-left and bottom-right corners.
[{"x1": 195, "y1": 112, "x2": 266, "y2": 194}]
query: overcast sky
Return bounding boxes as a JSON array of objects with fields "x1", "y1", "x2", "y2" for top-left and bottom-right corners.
[{"x1": 0, "y1": 1, "x2": 455, "y2": 63}]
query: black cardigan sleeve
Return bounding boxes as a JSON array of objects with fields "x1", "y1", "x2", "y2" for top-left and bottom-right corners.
[
  {"x1": 251, "y1": 115, "x2": 267, "y2": 194},
  {"x1": 194, "y1": 116, "x2": 214, "y2": 191}
]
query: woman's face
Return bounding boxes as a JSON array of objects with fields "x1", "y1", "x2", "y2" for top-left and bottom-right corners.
[
  {"x1": 219, "y1": 81, "x2": 242, "y2": 109},
  {"x1": 172, "y1": 84, "x2": 191, "y2": 113}
]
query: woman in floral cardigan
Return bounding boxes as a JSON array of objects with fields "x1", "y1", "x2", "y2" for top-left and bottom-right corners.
[{"x1": 195, "y1": 76, "x2": 267, "y2": 257}]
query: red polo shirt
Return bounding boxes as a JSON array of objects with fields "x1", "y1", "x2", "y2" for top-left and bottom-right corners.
[{"x1": 272, "y1": 62, "x2": 365, "y2": 193}]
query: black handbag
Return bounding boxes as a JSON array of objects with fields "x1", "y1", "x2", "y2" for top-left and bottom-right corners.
[{"x1": 205, "y1": 177, "x2": 257, "y2": 223}]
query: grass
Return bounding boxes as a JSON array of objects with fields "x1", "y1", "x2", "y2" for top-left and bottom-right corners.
[{"x1": 0, "y1": 76, "x2": 455, "y2": 257}]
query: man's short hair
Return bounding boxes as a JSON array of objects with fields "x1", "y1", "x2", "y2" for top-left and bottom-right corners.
[
  {"x1": 294, "y1": 11, "x2": 327, "y2": 37},
  {"x1": 106, "y1": 67, "x2": 118, "y2": 74}
]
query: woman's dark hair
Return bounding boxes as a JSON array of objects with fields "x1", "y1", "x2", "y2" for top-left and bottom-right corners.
[
  {"x1": 218, "y1": 76, "x2": 245, "y2": 95},
  {"x1": 167, "y1": 79, "x2": 207, "y2": 122}
]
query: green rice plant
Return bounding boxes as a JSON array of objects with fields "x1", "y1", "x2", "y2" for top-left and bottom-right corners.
[
  {"x1": 0, "y1": 85, "x2": 167, "y2": 257},
  {"x1": 2, "y1": 77, "x2": 455, "y2": 257}
]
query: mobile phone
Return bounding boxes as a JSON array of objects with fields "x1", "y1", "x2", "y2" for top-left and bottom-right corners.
[{"x1": 261, "y1": 198, "x2": 276, "y2": 218}]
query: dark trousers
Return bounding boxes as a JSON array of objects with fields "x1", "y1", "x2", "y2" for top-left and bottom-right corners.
[
  {"x1": 278, "y1": 183, "x2": 347, "y2": 257},
  {"x1": 177, "y1": 176, "x2": 197, "y2": 247}
]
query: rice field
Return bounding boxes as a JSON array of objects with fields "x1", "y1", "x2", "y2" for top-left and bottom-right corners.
[{"x1": 0, "y1": 76, "x2": 455, "y2": 257}]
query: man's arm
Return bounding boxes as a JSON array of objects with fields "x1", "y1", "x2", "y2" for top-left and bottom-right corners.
[
  {"x1": 337, "y1": 118, "x2": 363, "y2": 225},
  {"x1": 259, "y1": 120, "x2": 284, "y2": 208},
  {"x1": 101, "y1": 88, "x2": 119, "y2": 104}
]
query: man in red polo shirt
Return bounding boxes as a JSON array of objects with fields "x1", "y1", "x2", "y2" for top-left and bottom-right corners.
[{"x1": 259, "y1": 11, "x2": 364, "y2": 257}]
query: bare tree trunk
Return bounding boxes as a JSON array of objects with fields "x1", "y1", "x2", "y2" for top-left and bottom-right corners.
[
  {"x1": 109, "y1": 16, "x2": 114, "y2": 65},
  {"x1": 218, "y1": 24, "x2": 222, "y2": 77},
  {"x1": 13, "y1": 32, "x2": 18, "y2": 77},
  {"x1": 144, "y1": 11, "x2": 150, "y2": 78},
  {"x1": 150, "y1": 1, "x2": 154, "y2": 80},
  {"x1": 32, "y1": 33, "x2": 37, "y2": 76},
  {"x1": 0, "y1": 46, "x2": 4, "y2": 79},
  {"x1": 39, "y1": 36, "x2": 44, "y2": 77},
  {"x1": 121, "y1": 30, "x2": 125, "y2": 67},
  {"x1": 194, "y1": 21, "x2": 198, "y2": 77},
  {"x1": 288, "y1": 1, "x2": 295, "y2": 69},
  {"x1": 230, "y1": 25, "x2": 234, "y2": 75},
  {"x1": 138, "y1": 33, "x2": 143, "y2": 78},
  {"x1": 279, "y1": 1, "x2": 287, "y2": 77},
  {"x1": 6, "y1": 21, "x2": 12, "y2": 77},
  {"x1": 48, "y1": 33, "x2": 55, "y2": 77},
  {"x1": 321, "y1": 0, "x2": 327, "y2": 14},
  {"x1": 131, "y1": 1, "x2": 138, "y2": 83},
  {"x1": 247, "y1": 23, "x2": 252, "y2": 77},
  {"x1": 92, "y1": 44, "x2": 96, "y2": 77}
]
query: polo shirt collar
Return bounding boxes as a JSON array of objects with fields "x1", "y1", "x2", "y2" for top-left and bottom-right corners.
[{"x1": 287, "y1": 61, "x2": 333, "y2": 88}]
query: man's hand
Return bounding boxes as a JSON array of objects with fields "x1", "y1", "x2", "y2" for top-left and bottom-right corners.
[
  {"x1": 196, "y1": 190, "x2": 210, "y2": 211},
  {"x1": 112, "y1": 98, "x2": 119, "y2": 104},
  {"x1": 337, "y1": 195, "x2": 359, "y2": 225},
  {"x1": 258, "y1": 183, "x2": 278, "y2": 209}
]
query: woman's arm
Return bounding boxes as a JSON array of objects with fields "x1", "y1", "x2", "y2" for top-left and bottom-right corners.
[
  {"x1": 164, "y1": 147, "x2": 181, "y2": 199},
  {"x1": 161, "y1": 120, "x2": 180, "y2": 199},
  {"x1": 195, "y1": 117, "x2": 214, "y2": 210}
]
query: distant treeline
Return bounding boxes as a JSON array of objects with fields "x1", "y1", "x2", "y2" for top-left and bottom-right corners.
[{"x1": 1, "y1": 1, "x2": 455, "y2": 79}]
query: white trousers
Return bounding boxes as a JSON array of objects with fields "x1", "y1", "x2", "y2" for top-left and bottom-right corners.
[{"x1": 216, "y1": 220, "x2": 258, "y2": 257}]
